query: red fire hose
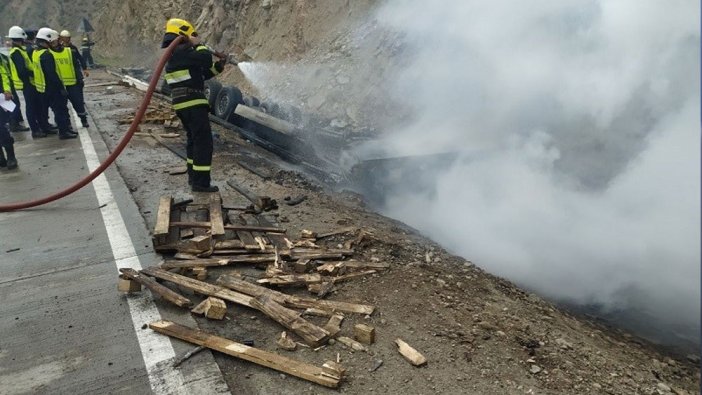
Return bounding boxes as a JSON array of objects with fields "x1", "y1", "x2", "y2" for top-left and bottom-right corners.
[{"x1": 0, "y1": 36, "x2": 184, "y2": 212}]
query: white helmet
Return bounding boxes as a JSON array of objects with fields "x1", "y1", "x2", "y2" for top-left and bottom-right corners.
[
  {"x1": 36, "y1": 27, "x2": 58, "y2": 42},
  {"x1": 60, "y1": 30, "x2": 71, "y2": 38},
  {"x1": 7, "y1": 26, "x2": 26, "y2": 40}
]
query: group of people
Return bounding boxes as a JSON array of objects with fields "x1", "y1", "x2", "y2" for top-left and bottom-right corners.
[{"x1": 0, "y1": 26, "x2": 92, "y2": 170}]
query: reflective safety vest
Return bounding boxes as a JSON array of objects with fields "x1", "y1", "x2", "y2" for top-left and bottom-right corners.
[
  {"x1": 52, "y1": 47, "x2": 76, "y2": 86},
  {"x1": 0, "y1": 56, "x2": 10, "y2": 93},
  {"x1": 9, "y1": 47, "x2": 33, "y2": 89},
  {"x1": 31, "y1": 49, "x2": 47, "y2": 93}
]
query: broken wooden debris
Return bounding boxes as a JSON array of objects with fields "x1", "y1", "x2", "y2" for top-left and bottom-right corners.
[
  {"x1": 142, "y1": 268, "x2": 329, "y2": 346},
  {"x1": 179, "y1": 234, "x2": 212, "y2": 254},
  {"x1": 118, "y1": 277, "x2": 142, "y2": 293},
  {"x1": 192, "y1": 267, "x2": 208, "y2": 281},
  {"x1": 258, "y1": 273, "x2": 323, "y2": 286},
  {"x1": 216, "y1": 274, "x2": 375, "y2": 315},
  {"x1": 119, "y1": 268, "x2": 192, "y2": 308},
  {"x1": 300, "y1": 229, "x2": 317, "y2": 239},
  {"x1": 317, "y1": 262, "x2": 346, "y2": 276},
  {"x1": 204, "y1": 297, "x2": 227, "y2": 319},
  {"x1": 169, "y1": 221, "x2": 287, "y2": 234},
  {"x1": 276, "y1": 331, "x2": 297, "y2": 351},
  {"x1": 321, "y1": 361, "x2": 346, "y2": 381},
  {"x1": 323, "y1": 314, "x2": 345, "y2": 338},
  {"x1": 337, "y1": 336, "x2": 368, "y2": 352},
  {"x1": 214, "y1": 239, "x2": 246, "y2": 250},
  {"x1": 250, "y1": 295, "x2": 330, "y2": 347},
  {"x1": 227, "y1": 179, "x2": 277, "y2": 212},
  {"x1": 308, "y1": 281, "x2": 334, "y2": 298},
  {"x1": 331, "y1": 270, "x2": 377, "y2": 284},
  {"x1": 149, "y1": 320, "x2": 341, "y2": 388},
  {"x1": 294, "y1": 259, "x2": 314, "y2": 273},
  {"x1": 152, "y1": 196, "x2": 173, "y2": 246},
  {"x1": 161, "y1": 255, "x2": 276, "y2": 269},
  {"x1": 303, "y1": 308, "x2": 335, "y2": 318},
  {"x1": 395, "y1": 338, "x2": 427, "y2": 366},
  {"x1": 354, "y1": 324, "x2": 376, "y2": 345},
  {"x1": 209, "y1": 194, "x2": 225, "y2": 238},
  {"x1": 343, "y1": 260, "x2": 390, "y2": 271}
]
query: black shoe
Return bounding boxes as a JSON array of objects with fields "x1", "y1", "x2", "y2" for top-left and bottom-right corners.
[
  {"x1": 192, "y1": 185, "x2": 219, "y2": 193},
  {"x1": 59, "y1": 133, "x2": 78, "y2": 140},
  {"x1": 81, "y1": 118, "x2": 89, "y2": 128},
  {"x1": 42, "y1": 129, "x2": 58, "y2": 135},
  {"x1": 0, "y1": 158, "x2": 6, "y2": 168},
  {"x1": 32, "y1": 132, "x2": 48, "y2": 138},
  {"x1": 10, "y1": 123, "x2": 29, "y2": 132},
  {"x1": 6, "y1": 158, "x2": 17, "y2": 170}
]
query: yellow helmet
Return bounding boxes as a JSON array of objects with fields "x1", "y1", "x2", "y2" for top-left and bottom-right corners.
[{"x1": 165, "y1": 18, "x2": 196, "y2": 37}]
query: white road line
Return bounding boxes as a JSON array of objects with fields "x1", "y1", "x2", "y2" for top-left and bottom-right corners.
[{"x1": 72, "y1": 111, "x2": 188, "y2": 394}]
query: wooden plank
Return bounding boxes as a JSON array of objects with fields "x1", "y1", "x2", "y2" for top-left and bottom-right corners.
[
  {"x1": 250, "y1": 295, "x2": 329, "y2": 347},
  {"x1": 331, "y1": 270, "x2": 377, "y2": 284},
  {"x1": 209, "y1": 194, "x2": 225, "y2": 238},
  {"x1": 323, "y1": 314, "x2": 344, "y2": 338},
  {"x1": 216, "y1": 275, "x2": 375, "y2": 315},
  {"x1": 203, "y1": 297, "x2": 227, "y2": 319},
  {"x1": 234, "y1": 104, "x2": 296, "y2": 135},
  {"x1": 149, "y1": 320, "x2": 340, "y2": 388},
  {"x1": 395, "y1": 338, "x2": 427, "y2": 366},
  {"x1": 214, "y1": 240, "x2": 245, "y2": 250},
  {"x1": 337, "y1": 336, "x2": 368, "y2": 352},
  {"x1": 170, "y1": 221, "x2": 287, "y2": 234},
  {"x1": 258, "y1": 273, "x2": 323, "y2": 286},
  {"x1": 118, "y1": 277, "x2": 142, "y2": 293},
  {"x1": 228, "y1": 212, "x2": 261, "y2": 250},
  {"x1": 142, "y1": 268, "x2": 330, "y2": 346},
  {"x1": 153, "y1": 196, "x2": 173, "y2": 240},
  {"x1": 161, "y1": 255, "x2": 276, "y2": 269},
  {"x1": 120, "y1": 268, "x2": 192, "y2": 308},
  {"x1": 342, "y1": 261, "x2": 390, "y2": 271}
]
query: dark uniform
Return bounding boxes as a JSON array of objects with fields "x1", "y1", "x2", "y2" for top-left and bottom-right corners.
[
  {"x1": 53, "y1": 45, "x2": 88, "y2": 127},
  {"x1": 0, "y1": 54, "x2": 27, "y2": 132},
  {"x1": 9, "y1": 43, "x2": 46, "y2": 138},
  {"x1": 0, "y1": 57, "x2": 18, "y2": 169},
  {"x1": 33, "y1": 45, "x2": 75, "y2": 139},
  {"x1": 164, "y1": 42, "x2": 224, "y2": 191},
  {"x1": 80, "y1": 38, "x2": 95, "y2": 68}
]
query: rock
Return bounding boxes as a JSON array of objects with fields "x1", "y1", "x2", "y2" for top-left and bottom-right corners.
[
  {"x1": 664, "y1": 358, "x2": 677, "y2": 367},
  {"x1": 657, "y1": 383, "x2": 671, "y2": 392},
  {"x1": 686, "y1": 354, "x2": 700, "y2": 364},
  {"x1": 555, "y1": 338, "x2": 573, "y2": 350},
  {"x1": 261, "y1": 0, "x2": 272, "y2": 9},
  {"x1": 530, "y1": 365, "x2": 542, "y2": 374},
  {"x1": 592, "y1": 383, "x2": 602, "y2": 389}
]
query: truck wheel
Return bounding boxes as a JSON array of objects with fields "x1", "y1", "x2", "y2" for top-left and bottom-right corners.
[
  {"x1": 214, "y1": 86, "x2": 243, "y2": 121},
  {"x1": 204, "y1": 80, "x2": 223, "y2": 112}
]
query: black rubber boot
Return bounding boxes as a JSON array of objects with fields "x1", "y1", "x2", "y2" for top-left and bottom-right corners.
[{"x1": 5, "y1": 145, "x2": 17, "y2": 170}]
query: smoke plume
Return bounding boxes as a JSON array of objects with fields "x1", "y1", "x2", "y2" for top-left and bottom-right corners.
[{"x1": 365, "y1": 0, "x2": 700, "y2": 348}]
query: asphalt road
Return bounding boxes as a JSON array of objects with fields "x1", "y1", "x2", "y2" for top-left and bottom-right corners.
[{"x1": 0, "y1": 110, "x2": 228, "y2": 394}]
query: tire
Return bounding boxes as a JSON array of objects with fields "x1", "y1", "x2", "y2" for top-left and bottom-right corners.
[
  {"x1": 214, "y1": 86, "x2": 243, "y2": 121},
  {"x1": 204, "y1": 80, "x2": 222, "y2": 112},
  {"x1": 260, "y1": 100, "x2": 279, "y2": 115}
]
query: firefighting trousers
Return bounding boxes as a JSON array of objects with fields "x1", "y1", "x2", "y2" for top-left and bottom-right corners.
[{"x1": 176, "y1": 106, "x2": 213, "y2": 188}]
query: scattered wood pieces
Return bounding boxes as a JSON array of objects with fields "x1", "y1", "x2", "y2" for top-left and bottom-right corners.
[
  {"x1": 321, "y1": 361, "x2": 346, "y2": 381},
  {"x1": 353, "y1": 324, "x2": 375, "y2": 345},
  {"x1": 169, "y1": 221, "x2": 287, "y2": 234},
  {"x1": 192, "y1": 267, "x2": 208, "y2": 281},
  {"x1": 337, "y1": 336, "x2": 368, "y2": 352},
  {"x1": 276, "y1": 331, "x2": 297, "y2": 351},
  {"x1": 149, "y1": 320, "x2": 341, "y2": 388},
  {"x1": 152, "y1": 196, "x2": 173, "y2": 247},
  {"x1": 119, "y1": 268, "x2": 192, "y2": 308},
  {"x1": 202, "y1": 297, "x2": 227, "y2": 320},
  {"x1": 142, "y1": 268, "x2": 329, "y2": 346},
  {"x1": 343, "y1": 261, "x2": 390, "y2": 271},
  {"x1": 179, "y1": 234, "x2": 212, "y2": 254},
  {"x1": 317, "y1": 262, "x2": 346, "y2": 276},
  {"x1": 294, "y1": 259, "x2": 314, "y2": 274},
  {"x1": 300, "y1": 229, "x2": 317, "y2": 239},
  {"x1": 395, "y1": 338, "x2": 427, "y2": 366},
  {"x1": 308, "y1": 281, "x2": 334, "y2": 298}
]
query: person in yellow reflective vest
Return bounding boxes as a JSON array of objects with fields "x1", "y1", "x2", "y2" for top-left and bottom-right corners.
[
  {"x1": 54, "y1": 35, "x2": 88, "y2": 127},
  {"x1": 0, "y1": 52, "x2": 28, "y2": 133},
  {"x1": 162, "y1": 18, "x2": 226, "y2": 192},
  {"x1": 0, "y1": 52, "x2": 18, "y2": 169},
  {"x1": 33, "y1": 28, "x2": 75, "y2": 139},
  {"x1": 7, "y1": 25, "x2": 48, "y2": 139}
]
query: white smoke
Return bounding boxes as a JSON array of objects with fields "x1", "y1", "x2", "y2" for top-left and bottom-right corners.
[{"x1": 368, "y1": 0, "x2": 700, "y2": 346}]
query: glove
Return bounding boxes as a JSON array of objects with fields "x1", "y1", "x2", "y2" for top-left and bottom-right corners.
[{"x1": 214, "y1": 59, "x2": 226, "y2": 73}]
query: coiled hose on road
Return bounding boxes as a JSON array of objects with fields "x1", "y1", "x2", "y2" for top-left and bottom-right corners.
[{"x1": 0, "y1": 36, "x2": 184, "y2": 212}]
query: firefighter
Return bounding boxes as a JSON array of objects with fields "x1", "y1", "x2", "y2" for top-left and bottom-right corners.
[
  {"x1": 54, "y1": 31, "x2": 89, "y2": 128},
  {"x1": 59, "y1": 30, "x2": 88, "y2": 77},
  {"x1": 0, "y1": 50, "x2": 18, "y2": 169},
  {"x1": 7, "y1": 26, "x2": 47, "y2": 138},
  {"x1": 162, "y1": 18, "x2": 226, "y2": 192},
  {"x1": 33, "y1": 28, "x2": 75, "y2": 139},
  {"x1": 80, "y1": 37, "x2": 95, "y2": 68}
]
